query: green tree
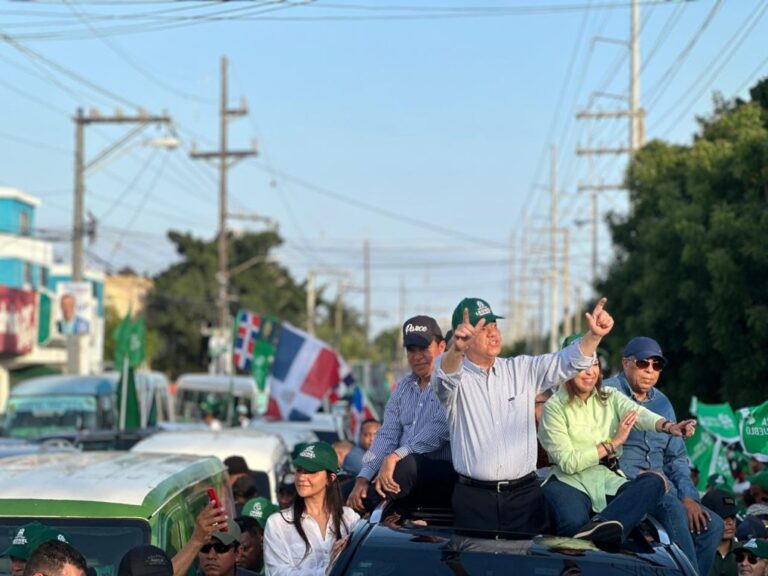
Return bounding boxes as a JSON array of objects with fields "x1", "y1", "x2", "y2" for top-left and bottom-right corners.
[{"x1": 598, "y1": 78, "x2": 768, "y2": 413}]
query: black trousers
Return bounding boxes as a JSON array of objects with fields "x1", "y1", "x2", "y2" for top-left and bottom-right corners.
[
  {"x1": 352, "y1": 454, "x2": 457, "y2": 512},
  {"x1": 452, "y1": 473, "x2": 548, "y2": 534}
]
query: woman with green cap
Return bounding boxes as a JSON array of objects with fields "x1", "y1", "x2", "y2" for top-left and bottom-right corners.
[{"x1": 263, "y1": 441, "x2": 359, "y2": 575}]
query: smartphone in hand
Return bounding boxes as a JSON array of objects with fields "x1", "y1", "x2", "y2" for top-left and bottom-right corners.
[{"x1": 207, "y1": 488, "x2": 227, "y2": 531}]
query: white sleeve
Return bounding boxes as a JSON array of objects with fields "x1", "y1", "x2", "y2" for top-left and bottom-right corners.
[{"x1": 263, "y1": 515, "x2": 323, "y2": 576}]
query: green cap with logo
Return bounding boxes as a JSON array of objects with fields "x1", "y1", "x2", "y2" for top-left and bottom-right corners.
[
  {"x1": 241, "y1": 497, "x2": 279, "y2": 530},
  {"x1": 292, "y1": 441, "x2": 340, "y2": 473},
  {"x1": 747, "y1": 471, "x2": 768, "y2": 491},
  {"x1": 451, "y1": 297, "x2": 503, "y2": 329},
  {"x1": 733, "y1": 538, "x2": 768, "y2": 560},
  {"x1": 1, "y1": 522, "x2": 69, "y2": 561}
]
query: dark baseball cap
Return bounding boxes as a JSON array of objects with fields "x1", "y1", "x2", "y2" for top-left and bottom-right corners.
[
  {"x1": 451, "y1": 297, "x2": 503, "y2": 329},
  {"x1": 402, "y1": 315, "x2": 443, "y2": 348},
  {"x1": 118, "y1": 546, "x2": 173, "y2": 576},
  {"x1": 623, "y1": 336, "x2": 667, "y2": 363},
  {"x1": 702, "y1": 489, "x2": 738, "y2": 520},
  {"x1": 736, "y1": 516, "x2": 768, "y2": 541}
]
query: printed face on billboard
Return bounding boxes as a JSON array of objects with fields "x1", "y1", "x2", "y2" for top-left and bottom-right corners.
[{"x1": 56, "y1": 283, "x2": 92, "y2": 336}]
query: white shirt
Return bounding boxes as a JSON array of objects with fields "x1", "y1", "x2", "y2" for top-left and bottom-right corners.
[
  {"x1": 431, "y1": 342, "x2": 594, "y2": 481},
  {"x1": 263, "y1": 506, "x2": 360, "y2": 576}
]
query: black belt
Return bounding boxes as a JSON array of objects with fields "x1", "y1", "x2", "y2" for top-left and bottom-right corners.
[{"x1": 458, "y1": 472, "x2": 537, "y2": 493}]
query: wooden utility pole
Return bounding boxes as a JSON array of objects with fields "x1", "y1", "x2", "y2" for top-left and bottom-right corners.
[{"x1": 190, "y1": 56, "x2": 257, "y2": 338}]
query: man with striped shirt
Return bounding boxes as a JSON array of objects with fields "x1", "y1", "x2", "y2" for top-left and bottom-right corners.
[
  {"x1": 347, "y1": 315, "x2": 455, "y2": 512},
  {"x1": 432, "y1": 297, "x2": 615, "y2": 533}
]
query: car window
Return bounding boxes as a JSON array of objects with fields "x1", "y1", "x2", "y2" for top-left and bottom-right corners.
[{"x1": 0, "y1": 518, "x2": 149, "y2": 576}]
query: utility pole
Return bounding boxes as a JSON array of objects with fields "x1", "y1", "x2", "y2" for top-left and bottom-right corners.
[
  {"x1": 306, "y1": 271, "x2": 316, "y2": 335},
  {"x1": 630, "y1": 0, "x2": 642, "y2": 153},
  {"x1": 549, "y1": 145, "x2": 559, "y2": 353},
  {"x1": 363, "y1": 240, "x2": 371, "y2": 353},
  {"x1": 191, "y1": 56, "x2": 257, "y2": 340},
  {"x1": 562, "y1": 228, "x2": 572, "y2": 337},
  {"x1": 71, "y1": 107, "x2": 171, "y2": 375},
  {"x1": 334, "y1": 279, "x2": 346, "y2": 350}
]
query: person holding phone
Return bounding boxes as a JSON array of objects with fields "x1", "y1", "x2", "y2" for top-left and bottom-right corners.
[{"x1": 263, "y1": 441, "x2": 359, "y2": 576}]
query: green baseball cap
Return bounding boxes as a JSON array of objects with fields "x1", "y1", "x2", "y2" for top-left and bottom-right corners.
[
  {"x1": 241, "y1": 497, "x2": 279, "y2": 529},
  {"x1": 747, "y1": 471, "x2": 768, "y2": 491},
  {"x1": 1, "y1": 522, "x2": 69, "y2": 561},
  {"x1": 451, "y1": 297, "x2": 503, "y2": 329},
  {"x1": 561, "y1": 333, "x2": 585, "y2": 349},
  {"x1": 292, "y1": 441, "x2": 340, "y2": 473},
  {"x1": 210, "y1": 519, "x2": 241, "y2": 547},
  {"x1": 733, "y1": 538, "x2": 768, "y2": 560}
]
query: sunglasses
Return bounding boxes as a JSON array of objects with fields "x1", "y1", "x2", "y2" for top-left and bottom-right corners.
[
  {"x1": 632, "y1": 358, "x2": 665, "y2": 372},
  {"x1": 201, "y1": 542, "x2": 233, "y2": 554},
  {"x1": 734, "y1": 551, "x2": 760, "y2": 565}
]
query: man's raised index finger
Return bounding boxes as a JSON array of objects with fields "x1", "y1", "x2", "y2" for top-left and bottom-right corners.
[
  {"x1": 591, "y1": 297, "x2": 608, "y2": 316},
  {"x1": 463, "y1": 307, "x2": 470, "y2": 325}
]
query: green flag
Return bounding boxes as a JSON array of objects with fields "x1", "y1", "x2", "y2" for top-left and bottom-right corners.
[
  {"x1": 740, "y1": 401, "x2": 768, "y2": 456},
  {"x1": 113, "y1": 313, "x2": 145, "y2": 430},
  {"x1": 114, "y1": 313, "x2": 145, "y2": 368},
  {"x1": 690, "y1": 397, "x2": 740, "y2": 443},
  {"x1": 251, "y1": 340, "x2": 275, "y2": 415},
  {"x1": 115, "y1": 367, "x2": 140, "y2": 430},
  {"x1": 686, "y1": 426, "x2": 733, "y2": 492}
]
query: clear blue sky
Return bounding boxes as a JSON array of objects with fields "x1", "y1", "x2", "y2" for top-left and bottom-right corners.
[{"x1": 1, "y1": 0, "x2": 766, "y2": 341}]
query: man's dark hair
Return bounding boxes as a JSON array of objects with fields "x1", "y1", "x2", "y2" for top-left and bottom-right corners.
[
  {"x1": 23, "y1": 540, "x2": 87, "y2": 576},
  {"x1": 360, "y1": 418, "x2": 380, "y2": 428},
  {"x1": 234, "y1": 516, "x2": 264, "y2": 537}
]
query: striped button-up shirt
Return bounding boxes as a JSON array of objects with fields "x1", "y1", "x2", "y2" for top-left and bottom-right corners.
[
  {"x1": 359, "y1": 372, "x2": 451, "y2": 481},
  {"x1": 431, "y1": 342, "x2": 594, "y2": 481}
]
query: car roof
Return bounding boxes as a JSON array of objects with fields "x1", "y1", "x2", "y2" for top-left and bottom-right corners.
[
  {"x1": 10, "y1": 374, "x2": 118, "y2": 396},
  {"x1": 0, "y1": 451, "x2": 224, "y2": 516},
  {"x1": 175, "y1": 373, "x2": 256, "y2": 397},
  {"x1": 335, "y1": 521, "x2": 689, "y2": 575},
  {"x1": 247, "y1": 421, "x2": 319, "y2": 450},
  {"x1": 130, "y1": 428, "x2": 288, "y2": 472}
]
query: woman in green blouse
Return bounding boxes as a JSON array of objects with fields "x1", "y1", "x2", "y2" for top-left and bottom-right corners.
[{"x1": 538, "y1": 353, "x2": 695, "y2": 548}]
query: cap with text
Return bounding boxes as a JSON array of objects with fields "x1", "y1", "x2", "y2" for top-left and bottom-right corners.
[
  {"x1": 402, "y1": 315, "x2": 443, "y2": 348},
  {"x1": 451, "y1": 298, "x2": 503, "y2": 329},
  {"x1": 241, "y1": 497, "x2": 279, "y2": 530},
  {"x1": 1, "y1": 522, "x2": 69, "y2": 561},
  {"x1": 292, "y1": 441, "x2": 340, "y2": 473},
  {"x1": 118, "y1": 545, "x2": 173, "y2": 576}
]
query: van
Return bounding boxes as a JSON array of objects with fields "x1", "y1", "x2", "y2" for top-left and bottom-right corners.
[
  {"x1": 173, "y1": 373, "x2": 256, "y2": 423},
  {"x1": 1, "y1": 372, "x2": 172, "y2": 441},
  {"x1": 0, "y1": 451, "x2": 231, "y2": 576},
  {"x1": 131, "y1": 428, "x2": 291, "y2": 504}
]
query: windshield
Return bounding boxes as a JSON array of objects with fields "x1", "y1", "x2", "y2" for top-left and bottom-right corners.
[
  {"x1": 0, "y1": 518, "x2": 149, "y2": 576},
  {"x1": 3, "y1": 395, "x2": 99, "y2": 438}
]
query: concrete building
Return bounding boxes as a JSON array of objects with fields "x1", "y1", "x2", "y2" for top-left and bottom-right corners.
[
  {"x1": 105, "y1": 274, "x2": 153, "y2": 318},
  {"x1": 0, "y1": 187, "x2": 104, "y2": 411}
]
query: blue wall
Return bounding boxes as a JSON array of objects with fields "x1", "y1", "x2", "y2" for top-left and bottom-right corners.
[{"x1": 0, "y1": 199, "x2": 35, "y2": 236}]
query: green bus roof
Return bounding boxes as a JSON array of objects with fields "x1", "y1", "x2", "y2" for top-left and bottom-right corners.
[{"x1": 0, "y1": 451, "x2": 224, "y2": 518}]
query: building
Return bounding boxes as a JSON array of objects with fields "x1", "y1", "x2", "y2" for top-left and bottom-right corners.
[
  {"x1": 0, "y1": 187, "x2": 104, "y2": 411},
  {"x1": 104, "y1": 274, "x2": 153, "y2": 318}
]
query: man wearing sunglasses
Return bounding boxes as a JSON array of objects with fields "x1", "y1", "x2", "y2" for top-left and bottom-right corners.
[
  {"x1": 197, "y1": 520, "x2": 242, "y2": 576},
  {"x1": 605, "y1": 336, "x2": 723, "y2": 576},
  {"x1": 731, "y1": 539, "x2": 768, "y2": 576}
]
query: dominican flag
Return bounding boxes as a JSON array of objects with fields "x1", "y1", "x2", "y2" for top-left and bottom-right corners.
[
  {"x1": 233, "y1": 310, "x2": 262, "y2": 371},
  {"x1": 349, "y1": 385, "x2": 378, "y2": 441},
  {"x1": 265, "y1": 323, "x2": 350, "y2": 421}
]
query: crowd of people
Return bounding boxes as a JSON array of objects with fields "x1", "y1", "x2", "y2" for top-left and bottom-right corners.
[{"x1": 4, "y1": 296, "x2": 767, "y2": 576}]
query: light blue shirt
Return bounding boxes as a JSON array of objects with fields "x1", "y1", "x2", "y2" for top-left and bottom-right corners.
[
  {"x1": 604, "y1": 371, "x2": 699, "y2": 501},
  {"x1": 431, "y1": 342, "x2": 595, "y2": 481},
  {"x1": 359, "y1": 372, "x2": 451, "y2": 481}
]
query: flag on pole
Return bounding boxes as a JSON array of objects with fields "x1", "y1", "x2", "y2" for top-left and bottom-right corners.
[
  {"x1": 689, "y1": 397, "x2": 741, "y2": 443},
  {"x1": 251, "y1": 339, "x2": 275, "y2": 416},
  {"x1": 233, "y1": 310, "x2": 262, "y2": 371},
  {"x1": 265, "y1": 323, "x2": 350, "y2": 421},
  {"x1": 113, "y1": 312, "x2": 145, "y2": 431},
  {"x1": 740, "y1": 401, "x2": 768, "y2": 456},
  {"x1": 349, "y1": 385, "x2": 378, "y2": 441}
]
